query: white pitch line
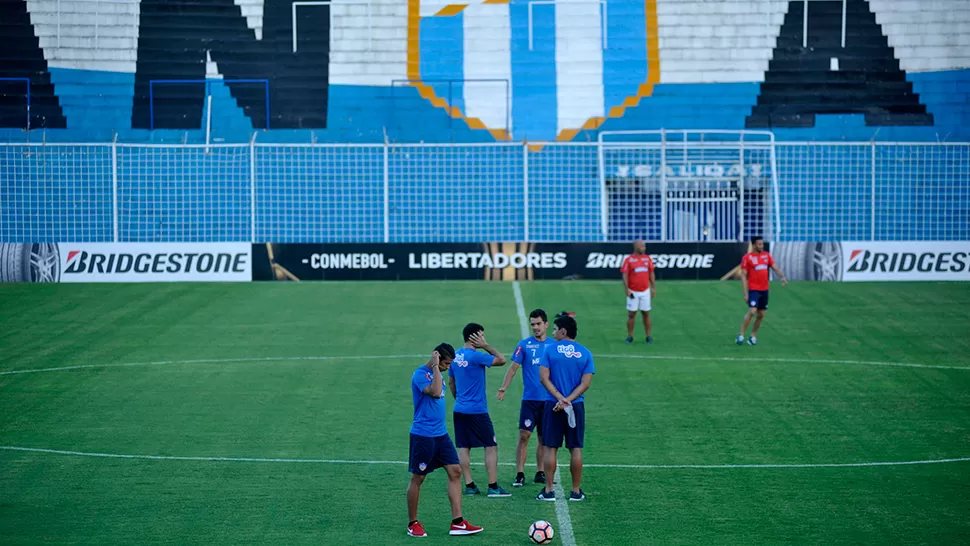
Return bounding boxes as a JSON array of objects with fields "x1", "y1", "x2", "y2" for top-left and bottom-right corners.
[
  {"x1": 512, "y1": 281, "x2": 577, "y2": 546},
  {"x1": 2, "y1": 354, "x2": 967, "y2": 377},
  {"x1": 597, "y1": 354, "x2": 970, "y2": 371},
  {"x1": 2, "y1": 445, "x2": 969, "y2": 470},
  {"x1": 0, "y1": 355, "x2": 428, "y2": 376}
]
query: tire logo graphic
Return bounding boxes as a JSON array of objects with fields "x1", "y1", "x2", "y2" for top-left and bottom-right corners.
[
  {"x1": 773, "y1": 242, "x2": 843, "y2": 282},
  {"x1": 0, "y1": 243, "x2": 61, "y2": 283}
]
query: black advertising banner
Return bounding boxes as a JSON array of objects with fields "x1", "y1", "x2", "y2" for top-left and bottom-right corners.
[{"x1": 252, "y1": 242, "x2": 749, "y2": 281}]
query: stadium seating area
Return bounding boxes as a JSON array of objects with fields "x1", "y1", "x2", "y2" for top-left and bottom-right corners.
[{"x1": 0, "y1": 0, "x2": 968, "y2": 143}]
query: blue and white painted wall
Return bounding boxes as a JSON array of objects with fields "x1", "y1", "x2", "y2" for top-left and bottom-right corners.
[{"x1": 1, "y1": 0, "x2": 968, "y2": 143}]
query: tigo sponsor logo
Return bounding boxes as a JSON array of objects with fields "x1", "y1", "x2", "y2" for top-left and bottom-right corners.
[{"x1": 557, "y1": 345, "x2": 583, "y2": 358}]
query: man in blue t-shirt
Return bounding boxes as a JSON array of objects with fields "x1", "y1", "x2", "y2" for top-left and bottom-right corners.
[
  {"x1": 448, "y1": 323, "x2": 510, "y2": 498},
  {"x1": 407, "y1": 344, "x2": 483, "y2": 538},
  {"x1": 497, "y1": 308, "x2": 555, "y2": 488},
  {"x1": 536, "y1": 315, "x2": 595, "y2": 503}
]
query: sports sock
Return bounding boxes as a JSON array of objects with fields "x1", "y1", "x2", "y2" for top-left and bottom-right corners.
[
  {"x1": 488, "y1": 482, "x2": 498, "y2": 490},
  {"x1": 409, "y1": 520, "x2": 418, "y2": 527},
  {"x1": 452, "y1": 517, "x2": 464, "y2": 525},
  {"x1": 516, "y1": 472, "x2": 525, "y2": 479},
  {"x1": 465, "y1": 481, "x2": 476, "y2": 489}
]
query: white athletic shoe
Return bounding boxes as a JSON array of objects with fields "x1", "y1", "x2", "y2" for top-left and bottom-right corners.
[{"x1": 747, "y1": 336, "x2": 757, "y2": 346}]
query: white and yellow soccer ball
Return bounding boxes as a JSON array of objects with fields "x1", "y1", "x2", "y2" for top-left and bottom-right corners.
[{"x1": 529, "y1": 520, "x2": 554, "y2": 544}]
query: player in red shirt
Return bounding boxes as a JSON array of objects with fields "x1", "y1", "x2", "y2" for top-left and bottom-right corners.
[
  {"x1": 737, "y1": 236, "x2": 788, "y2": 345},
  {"x1": 620, "y1": 239, "x2": 657, "y2": 344}
]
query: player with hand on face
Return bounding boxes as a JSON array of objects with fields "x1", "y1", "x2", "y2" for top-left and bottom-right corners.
[
  {"x1": 497, "y1": 309, "x2": 555, "y2": 488},
  {"x1": 407, "y1": 344, "x2": 483, "y2": 538},
  {"x1": 737, "y1": 236, "x2": 788, "y2": 346},
  {"x1": 448, "y1": 323, "x2": 510, "y2": 498}
]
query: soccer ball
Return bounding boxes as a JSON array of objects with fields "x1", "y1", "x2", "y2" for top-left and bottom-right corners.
[{"x1": 529, "y1": 520, "x2": 554, "y2": 544}]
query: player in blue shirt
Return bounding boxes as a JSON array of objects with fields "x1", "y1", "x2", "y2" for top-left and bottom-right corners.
[
  {"x1": 497, "y1": 308, "x2": 555, "y2": 487},
  {"x1": 536, "y1": 314, "x2": 595, "y2": 502},
  {"x1": 407, "y1": 344, "x2": 483, "y2": 538},
  {"x1": 448, "y1": 323, "x2": 511, "y2": 498}
]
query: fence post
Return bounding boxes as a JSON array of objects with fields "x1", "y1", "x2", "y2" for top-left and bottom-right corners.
[
  {"x1": 597, "y1": 140, "x2": 608, "y2": 241},
  {"x1": 111, "y1": 135, "x2": 119, "y2": 242},
  {"x1": 250, "y1": 133, "x2": 257, "y2": 243},
  {"x1": 523, "y1": 143, "x2": 529, "y2": 241},
  {"x1": 383, "y1": 142, "x2": 390, "y2": 243},
  {"x1": 769, "y1": 137, "x2": 781, "y2": 242},
  {"x1": 738, "y1": 134, "x2": 746, "y2": 242},
  {"x1": 660, "y1": 129, "x2": 668, "y2": 241},
  {"x1": 870, "y1": 142, "x2": 876, "y2": 241}
]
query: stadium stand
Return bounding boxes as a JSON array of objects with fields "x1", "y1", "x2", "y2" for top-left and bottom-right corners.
[{"x1": 0, "y1": 0, "x2": 966, "y2": 142}]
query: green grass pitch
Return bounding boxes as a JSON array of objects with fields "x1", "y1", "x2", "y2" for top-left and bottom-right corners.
[{"x1": 2, "y1": 280, "x2": 969, "y2": 545}]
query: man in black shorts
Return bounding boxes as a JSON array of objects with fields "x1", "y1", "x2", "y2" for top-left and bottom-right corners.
[{"x1": 407, "y1": 344, "x2": 483, "y2": 537}]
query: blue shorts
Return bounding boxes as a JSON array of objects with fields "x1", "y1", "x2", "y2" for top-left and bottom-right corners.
[
  {"x1": 519, "y1": 400, "x2": 545, "y2": 433},
  {"x1": 541, "y1": 401, "x2": 585, "y2": 449},
  {"x1": 748, "y1": 290, "x2": 769, "y2": 310},
  {"x1": 453, "y1": 412, "x2": 497, "y2": 448},
  {"x1": 409, "y1": 433, "x2": 459, "y2": 475}
]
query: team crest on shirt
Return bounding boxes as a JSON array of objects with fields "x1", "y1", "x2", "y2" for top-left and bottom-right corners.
[
  {"x1": 419, "y1": 462, "x2": 427, "y2": 471},
  {"x1": 558, "y1": 345, "x2": 583, "y2": 358},
  {"x1": 514, "y1": 346, "x2": 522, "y2": 358},
  {"x1": 455, "y1": 354, "x2": 468, "y2": 367},
  {"x1": 524, "y1": 419, "x2": 532, "y2": 428}
]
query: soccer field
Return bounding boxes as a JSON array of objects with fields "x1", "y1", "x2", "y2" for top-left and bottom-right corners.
[{"x1": 2, "y1": 281, "x2": 969, "y2": 545}]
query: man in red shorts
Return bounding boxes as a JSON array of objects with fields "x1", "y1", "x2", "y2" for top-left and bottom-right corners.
[
  {"x1": 737, "y1": 236, "x2": 788, "y2": 346},
  {"x1": 620, "y1": 239, "x2": 656, "y2": 344}
]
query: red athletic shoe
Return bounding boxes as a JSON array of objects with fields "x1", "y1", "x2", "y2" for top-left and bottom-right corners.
[
  {"x1": 449, "y1": 519, "x2": 484, "y2": 536},
  {"x1": 407, "y1": 521, "x2": 427, "y2": 537}
]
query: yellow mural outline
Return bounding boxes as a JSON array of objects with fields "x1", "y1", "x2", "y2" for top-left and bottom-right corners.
[{"x1": 406, "y1": 0, "x2": 660, "y2": 147}]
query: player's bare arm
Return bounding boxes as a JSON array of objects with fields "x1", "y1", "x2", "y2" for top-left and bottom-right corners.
[
  {"x1": 771, "y1": 263, "x2": 789, "y2": 286},
  {"x1": 422, "y1": 351, "x2": 443, "y2": 397},
  {"x1": 469, "y1": 332, "x2": 507, "y2": 367},
  {"x1": 497, "y1": 362, "x2": 520, "y2": 401},
  {"x1": 740, "y1": 268, "x2": 749, "y2": 301},
  {"x1": 622, "y1": 271, "x2": 632, "y2": 297},
  {"x1": 562, "y1": 373, "x2": 593, "y2": 406},
  {"x1": 539, "y1": 366, "x2": 570, "y2": 409},
  {"x1": 448, "y1": 375, "x2": 457, "y2": 398}
]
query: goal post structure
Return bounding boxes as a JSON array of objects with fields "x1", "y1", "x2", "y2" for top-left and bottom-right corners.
[{"x1": 597, "y1": 130, "x2": 782, "y2": 243}]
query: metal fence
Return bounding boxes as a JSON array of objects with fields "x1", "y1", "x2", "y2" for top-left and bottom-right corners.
[{"x1": 0, "y1": 139, "x2": 967, "y2": 243}]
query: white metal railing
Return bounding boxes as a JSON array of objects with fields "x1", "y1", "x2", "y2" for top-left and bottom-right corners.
[{"x1": 0, "y1": 140, "x2": 967, "y2": 244}]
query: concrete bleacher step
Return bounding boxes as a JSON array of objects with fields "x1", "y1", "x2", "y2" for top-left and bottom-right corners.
[
  {"x1": 766, "y1": 58, "x2": 902, "y2": 72},
  {"x1": 747, "y1": 0, "x2": 936, "y2": 128},
  {"x1": 756, "y1": 90, "x2": 927, "y2": 106},
  {"x1": 0, "y1": 0, "x2": 67, "y2": 128},
  {"x1": 762, "y1": 71, "x2": 908, "y2": 85}
]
